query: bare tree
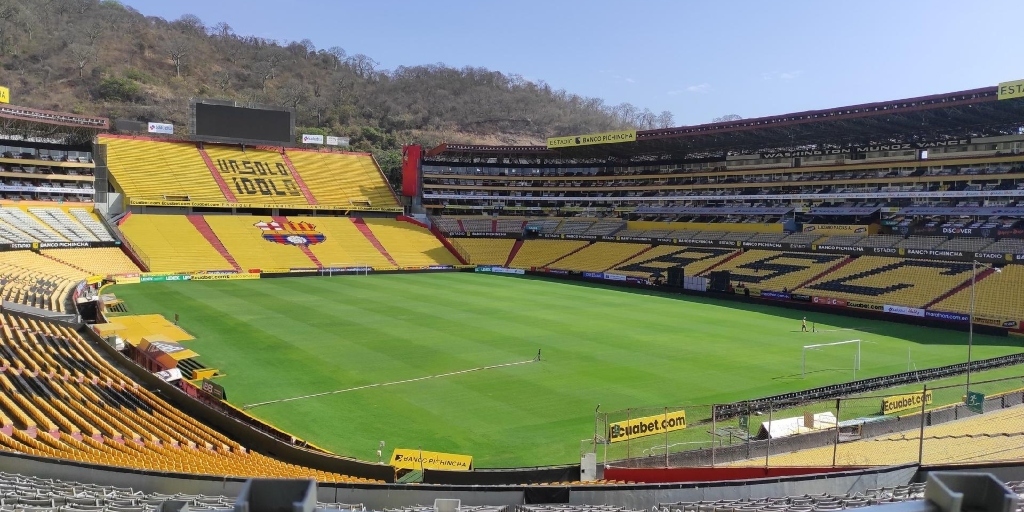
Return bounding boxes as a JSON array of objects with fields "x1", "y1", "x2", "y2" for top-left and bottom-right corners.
[
  {"x1": 297, "y1": 38, "x2": 315, "y2": 59},
  {"x1": 248, "y1": 59, "x2": 276, "y2": 92},
  {"x1": 309, "y1": 96, "x2": 328, "y2": 126},
  {"x1": 279, "y1": 78, "x2": 308, "y2": 109},
  {"x1": 712, "y1": 114, "x2": 743, "y2": 123},
  {"x1": 212, "y1": 21, "x2": 232, "y2": 38},
  {"x1": 174, "y1": 13, "x2": 204, "y2": 34},
  {"x1": 68, "y1": 43, "x2": 95, "y2": 79},
  {"x1": 83, "y1": 21, "x2": 104, "y2": 46},
  {"x1": 346, "y1": 53, "x2": 378, "y2": 78},
  {"x1": 165, "y1": 35, "x2": 192, "y2": 77},
  {"x1": 212, "y1": 70, "x2": 232, "y2": 91},
  {"x1": 656, "y1": 110, "x2": 675, "y2": 129},
  {"x1": 326, "y1": 46, "x2": 346, "y2": 70}
]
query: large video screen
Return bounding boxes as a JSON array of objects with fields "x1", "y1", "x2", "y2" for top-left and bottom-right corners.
[{"x1": 194, "y1": 103, "x2": 293, "y2": 143}]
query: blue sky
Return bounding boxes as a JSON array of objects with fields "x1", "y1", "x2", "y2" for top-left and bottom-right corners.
[{"x1": 122, "y1": 0, "x2": 1022, "y2": 126}]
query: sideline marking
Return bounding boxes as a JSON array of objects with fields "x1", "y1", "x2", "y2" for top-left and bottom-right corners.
[{"x1": 243, "y1": 357, "x2": 538, "y2": 410}]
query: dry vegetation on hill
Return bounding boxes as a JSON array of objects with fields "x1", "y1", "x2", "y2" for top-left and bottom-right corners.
[{"x1": 0, "y1": 0, "x2": 672, "y2": 184}]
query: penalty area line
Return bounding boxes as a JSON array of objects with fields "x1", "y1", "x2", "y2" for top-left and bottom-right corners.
[{"x1": 242, "y1": 357, "x2": 539, "y2": 410}]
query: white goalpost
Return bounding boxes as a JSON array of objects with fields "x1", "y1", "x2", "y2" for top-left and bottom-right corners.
[
  {"x1": 321, "y1": 264, "x2": 370, "y2": 277},
  {"x1": 802, "y1": 339, "x2": 861, "y2": 379}
]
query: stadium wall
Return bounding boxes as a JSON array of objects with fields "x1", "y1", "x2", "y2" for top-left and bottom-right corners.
[
  {"x1": 0, "y1": 448, "x2": 918, "y2": 508},
  {"x1": 603, "y1": 466, "x2": 868, "y2": 484}
]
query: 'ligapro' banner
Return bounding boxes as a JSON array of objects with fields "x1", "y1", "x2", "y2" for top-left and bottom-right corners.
[
  {"x1": 390, "y1": 449, "x2": 472, "y2": 471},
  {"x1": 881, "y1": 390, "x2": 933, "y2": 415},
  {"x1": 547, "y1": 129, "x2": 636, "y2": 149},
  {"x1": 608, "y1": 411, "x2": 686, "y2": 443}
]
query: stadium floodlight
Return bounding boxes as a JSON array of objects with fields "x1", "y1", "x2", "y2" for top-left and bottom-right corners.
[
  {"x1": 967, "y1": 261, "x2": 1002, "y2": 395},
  {"x1": 802, "y1": 339, "x2": 861, "y2": 379}
]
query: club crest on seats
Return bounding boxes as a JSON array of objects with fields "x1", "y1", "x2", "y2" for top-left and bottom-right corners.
[{"x1": 255, "y1": 220, "x2": 326, "y2": 246}]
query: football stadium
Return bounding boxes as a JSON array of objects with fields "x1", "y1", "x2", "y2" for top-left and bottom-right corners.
[{"x1": 3, "y1": 5, "x2": 1024, "y2": 510}]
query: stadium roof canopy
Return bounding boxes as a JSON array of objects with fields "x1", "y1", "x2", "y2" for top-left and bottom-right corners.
[
  {"x1": 426, "y1": 86, "x2": 1024, "y2": 163},
  {"x1": 0, "y1": 103, "x2": 109, "y2": 145}
]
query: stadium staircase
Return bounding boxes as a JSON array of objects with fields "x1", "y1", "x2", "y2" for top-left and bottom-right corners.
[
  {"x1": 543, "y1": 241, "x2": 593, "y2": 268},
  {"x1": 273, "y1": 216, "x2": 323, "y2": 268},
  {"x1": 39, "y1": 252, "x2": 89, "y2": 274},
  {"x1": 195, "y1": 144, "x2": 237, "y2": 202},
  {"x1": 279, "y1": 152, "x2": 318, "y2": 205},
  {"x1": 791, "y1": 256, "x2": 855, "y2": 291},
  {"x1": 924, "y1": 266, "x2": 997, "y2": 309},
  {"x1": 185, "y1": 215, "x2": 242, "y2": 272},
  {"x1": 503, "y1": 240, "x2": 524, "y2": 267},
  {"x1": 426, "y1": 221, "x2": 469, "y2": 265},
  {"x1": 697, "y1": 249, "x2": 743, "y2": 276},
  {"x1": 350, "y1": 217, "x2": 399, "y2": 266}
]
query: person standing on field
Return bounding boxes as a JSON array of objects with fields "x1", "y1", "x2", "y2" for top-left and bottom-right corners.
[{"x1": 802, "y1": 317, "x2": 808, "y2": 332}]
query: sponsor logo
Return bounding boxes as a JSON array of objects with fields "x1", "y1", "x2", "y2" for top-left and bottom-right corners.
[
  {"x1": 905, "y1": 249, "x2": 965, "y2": 258},
  {"x1": 973, "y1": 316, "x2": 1017, "y2": 328},
  {"x1": 813, "y1": 296, "x2": 848, "y2": 307},
  {"x1": 190, "y1": 273, "x2": 260, "y2": 281},
  {"x1": 547, "y1": 129, "x2": 637, "y2": 149},
  {"x1": 813, "y1": 245, "x2": 866, "y2": 254},
  {"x1": 140, "y1": 274, "x2": 193, "y2": 283},
  {"x1": 325, "y1": 135, "x2": 350, "y2": 147},
  {"x1": 870, "y1": 247, "x2": 899, "y2": 255},
  {"x1": 973, "y1": 252, "x2": 1006, "y2": 261},
  {"x1": 127, "y1": 198, "x2": 402, "y2": 212},
  {"x1": 942, "y1": 227, "x2": 973, "y2": 235},
  {"x1": 884, "y1": 305, "x2": 925, "y2": 317},
  {"x1": 582, "y1": 272, "x2": 604, "y2": 279},
  {"x1": 760, "y1": 291, "x2": 791, "y2": 300},
  {"x1": 848, "y1": 301, "x2": 883, "y2": 311},
  {"x1": 603, "y1": 273, "x2": 627, "y2": 281},
  {"x1": 742, "y1": 242, "x2": 783, "y2": 249},
  {"x1": 998, "y1": 79, "x2": 1024, "y2": 101},
  {"x1": 608, "y1": 411, "x2": 686, "y2": 443},
  {"x1": 791, "y1": 293, "x2": 812, "y2": 302},
  {"x1": 925, "y1": 310, "x2": 970, "y2": 323},
  {"x1": 147, "y1": 122, "x2": 174, "y2": 134},
  {"x1": 0, "y1": 85, "x2": 9, "y2": 104},
  {"x1": 256, "y1": 220, "x2": 326, "y2": 246},
  {"x1": 201, "y1": 379, "x2": 226, "y2": 400},
  {"x1": 996, "y1": 228, "x2": 1024, "y2": 238},
  {"x1": 881, "y1": 391, "x2": 933, "y2": 415},
  {"x1": 37, "y1": 242, "x2": 91, "y2": 249},
  {"x1": 802, "y1": 224, "x2": 868, "y2": 234},
  {"x1": 390, "y1": 449, "x2": 473, "y2": 471},
  {"x1": 476, "y1": 266, "x2": 525, "y2": 275},
  {"x1": 301, "y1": 133, "x2": 324, "y2": 144}
]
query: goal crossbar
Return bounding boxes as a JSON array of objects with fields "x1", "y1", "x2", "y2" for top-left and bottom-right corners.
[{"x1": 802, "y1": 339, "x2": 861, "y2": 379}]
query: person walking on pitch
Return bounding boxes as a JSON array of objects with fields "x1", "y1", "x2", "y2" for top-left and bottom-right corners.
[{"x1": 802, "y1": 317, "x2": 808, "y2": 332}]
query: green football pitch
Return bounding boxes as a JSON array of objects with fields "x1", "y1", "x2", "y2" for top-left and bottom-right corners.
[{"x1": 109, "y1": 272, "x2": 1023, "y2": 467}]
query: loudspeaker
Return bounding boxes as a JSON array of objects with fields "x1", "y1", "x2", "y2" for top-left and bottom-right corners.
[
  {"x1": 709, "y1": 271, "x2": 731, "y2": 292},
  {"x1": 667, "y1": 268, "x2": 684, "y2": 287}
]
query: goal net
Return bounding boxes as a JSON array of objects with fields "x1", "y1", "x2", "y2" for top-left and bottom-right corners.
[
  {"x1": 802, "y1": 339, "x2": 861, "y2": 379},
  {"x1": 320, "y1": 264, "x2": 370, "y2": 277}
]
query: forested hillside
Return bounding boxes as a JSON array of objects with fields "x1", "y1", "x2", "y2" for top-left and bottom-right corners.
[{"x1": 0, "y1": 0, "x2": 672, "y2": 183}]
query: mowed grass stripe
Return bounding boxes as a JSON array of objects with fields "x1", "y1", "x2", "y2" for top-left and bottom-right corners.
[{"x1": 109, "y1": 272, "x2": 1023, "y2": 467}]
